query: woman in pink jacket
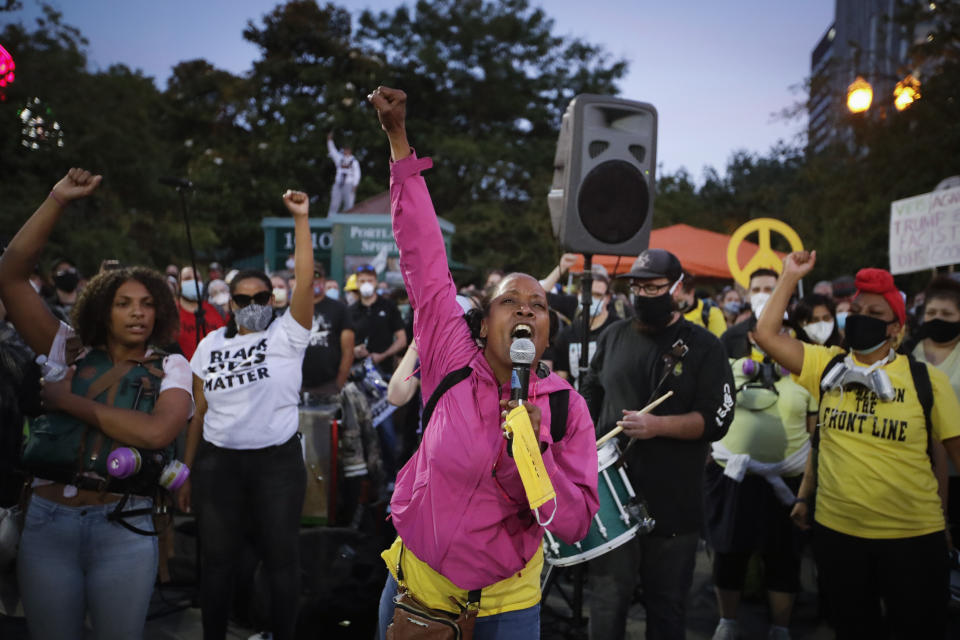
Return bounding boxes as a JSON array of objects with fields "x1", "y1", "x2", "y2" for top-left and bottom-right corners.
[{"x1": 369, "y1": 88, "x2": 599, "y2": 639}]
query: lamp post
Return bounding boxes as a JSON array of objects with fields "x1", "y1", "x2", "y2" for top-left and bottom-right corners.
[
  {"x1": 846, "y1": 76, "x2": 873, "y2": 114},
  {"x1": 893, "y1": 74, "x2": 921, "y2": 111}
]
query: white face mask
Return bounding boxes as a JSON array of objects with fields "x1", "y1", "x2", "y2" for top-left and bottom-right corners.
[
  {"x1": 272, "y1": 287, "x2": 288, "y2": 306},
  {"x1": 359, "y1": 282, "x2": 376, "y2": 298},
  {"x1": 285, "y1": 258, "x2": 296, "y2": 270},
  {"x1": 345, "y1": 291, "x2": 359, "y2": 305},
  {"x1": 750, "y1": 292, "x2": 771, "y2": 318},
  {"x1": 803, "y1": 320, "x2": 835, "y2": 345},
  {"x1": 590, "y1": 296, "x2": 605, "y2": 317},
  {"x1": 326, "y1": 288, "x2": 340, "y2": 300},
  {"x1": 211, "y1": 291, "x2": 230, "y2": 307}
]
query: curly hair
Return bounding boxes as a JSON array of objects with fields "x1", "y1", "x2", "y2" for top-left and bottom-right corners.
[{"x1": 71, "y1": 267, "x2": 180, "y2": 348}]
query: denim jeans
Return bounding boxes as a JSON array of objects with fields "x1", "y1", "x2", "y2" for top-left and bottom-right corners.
[
  {"x1": 18, "y1": 493, "x2": 157, "y2": 640},
  {"x1": 588, "y1": 532, "x2": 700, "y2": 640},
  {"x1": 192, "y1": 435, "x2": 306, "y2": 640},
  {"x1": 377, "y1": 573, "x2": 540, "y2": 640}
]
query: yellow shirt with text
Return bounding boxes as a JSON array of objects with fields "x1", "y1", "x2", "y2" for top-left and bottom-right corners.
[
  {"x1": 381, "y1": 536, "x2": 542, "y2": 616},
  {"x1": 795, "y1": 344, "x2": 960, "y2": 538}
]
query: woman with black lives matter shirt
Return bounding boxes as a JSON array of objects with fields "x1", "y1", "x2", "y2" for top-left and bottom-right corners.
[
  {"x1": 177, "y1": 190, "x2": 314, "y2": 640},
  {"x1": 755, "y1": 251, "x2": 960, "y2": 639}
]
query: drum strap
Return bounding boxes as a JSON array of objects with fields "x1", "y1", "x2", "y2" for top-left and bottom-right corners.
[{"x1": 621, "y1": 326, "x2": 691, "y2": 459}]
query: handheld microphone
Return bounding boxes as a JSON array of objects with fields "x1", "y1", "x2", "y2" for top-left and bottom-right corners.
[
  {"x1": 510, "y1": 337, "x2": 536, "y2": 403},
  {"x1": 158, "y1": 176, "x2": 194, "y2": 189}
]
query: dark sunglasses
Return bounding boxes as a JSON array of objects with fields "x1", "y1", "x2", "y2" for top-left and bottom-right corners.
[{"x1": 232, "y1": 291, "x2": 272, "y2": 307}]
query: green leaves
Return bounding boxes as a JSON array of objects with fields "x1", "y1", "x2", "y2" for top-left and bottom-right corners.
[{"x1": 0, "y1": 1, "x2": 618, "y2": 282}]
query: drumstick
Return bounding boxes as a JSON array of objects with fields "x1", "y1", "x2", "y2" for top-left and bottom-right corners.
[{"x1": 596, "y1": 391, "x2": 674, "y2": 447}]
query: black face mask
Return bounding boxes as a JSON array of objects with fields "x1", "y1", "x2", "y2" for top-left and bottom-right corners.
[
  {"x1": 844, "y1": 314, "x2": 895, "y2": 353},
  {"x1": 53, "y1": 271, "x2": 79, "y2": 293},
  {"x1": 634, "y1": 293, "x2": 674, "y2": 331},
  {"x1": 921, "y1": 319, "x2": 960, "y2": 344}
]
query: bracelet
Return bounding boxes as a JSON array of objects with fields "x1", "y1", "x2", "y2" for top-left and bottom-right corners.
[
  {"x1": 48, "y1": 190, "x2": 67, "y2": 207},
  {"x1": 793, "y1": 497, "x2": 808, "y2": 506}
]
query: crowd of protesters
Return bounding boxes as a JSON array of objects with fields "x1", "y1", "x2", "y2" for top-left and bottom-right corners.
[{"x1": 1, "y1": 88, "x2": 959, "y2": 640}]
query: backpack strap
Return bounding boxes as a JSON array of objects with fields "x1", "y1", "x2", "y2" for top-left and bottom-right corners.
[
  {"x1": 84, "y1": 361, "x2": 137, "y2": 401},
  {"x1": 549, "y1": 389, "x2": 570, "y2": 443},
  {"x1": 421, "y1": 366, "x2": 572, "y2": 444},
  {"x1": 812, "y1": 352, "x2": 848, "y2": 450},
  {"x1": 907, "y1": 354, "x2": 934, "y2": 457},
  {"x1": 421, "y1": 366, "x2": 473, "y2": 430}
]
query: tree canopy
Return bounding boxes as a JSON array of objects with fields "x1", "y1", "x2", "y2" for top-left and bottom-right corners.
[{"x1": 1, "y1": 0, "x2": 959, "y2": 294}]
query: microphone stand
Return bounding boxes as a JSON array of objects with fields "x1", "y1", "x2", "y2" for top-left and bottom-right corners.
[
  {"x1": 167, "y1": 181, "x2": 206, "y2": 348},
  {"x1": 576, "y1": 254, "x2": 593, "y2": 396},
  {"x1": 541, "y1": 254, "x2": 594, "y2": 630}
]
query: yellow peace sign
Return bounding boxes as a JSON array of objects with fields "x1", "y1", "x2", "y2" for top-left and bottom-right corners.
[{"x1": 726, "y1": 218, "x2": 804, "y2": 289}]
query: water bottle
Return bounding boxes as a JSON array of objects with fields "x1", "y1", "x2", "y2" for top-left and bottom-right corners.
[{"x1": 35, "y1": 354, "x2": 68, "y2": 382}]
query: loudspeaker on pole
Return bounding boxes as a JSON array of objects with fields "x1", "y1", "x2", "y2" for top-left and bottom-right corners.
[{"x1": 548, "y1": 95, "x2": 657, "y2": 256}]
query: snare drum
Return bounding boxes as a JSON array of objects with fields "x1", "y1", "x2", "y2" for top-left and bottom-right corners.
[{"x1": 543, "y1": 440, "x2": 654, "y2": 566}]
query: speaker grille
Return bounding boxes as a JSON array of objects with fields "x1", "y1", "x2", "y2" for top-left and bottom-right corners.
[
  {"x1": 588, "y1": 140, "x2": 609, "y2": 158},
  {"x1": 628, "y1": 144, "x2": 646, "y2": 163},
  {"x1": 576, "y1": 160, "x2": 649, "y2": 244}
]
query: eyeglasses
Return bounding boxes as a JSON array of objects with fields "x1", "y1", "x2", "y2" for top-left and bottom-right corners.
[
  {"x1": 232, "y1": 291, "x2": 272, "y2": 307},
  {"x1": 630, "y1": 282, "x2": 671, "y2": 296},
  {"x1": 356, "y1": 265, "x2": 376, "y2": 274}
]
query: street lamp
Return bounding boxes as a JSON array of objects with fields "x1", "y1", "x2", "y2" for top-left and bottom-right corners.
[
  {"x1": 846, "y1": 76, "x2": 873, "y2": 113},
  {"x1": 893, "y1": 74, "x2": 921, "y2": 111}
]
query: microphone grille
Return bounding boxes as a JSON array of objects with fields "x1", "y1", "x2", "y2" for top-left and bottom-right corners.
[{"x1": 510, "y1": 338, "x2": 536, "y2": 365}]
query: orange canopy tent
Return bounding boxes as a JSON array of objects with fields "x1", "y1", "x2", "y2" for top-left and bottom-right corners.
[{"x1": 569, "y1": 223, "x2": 786, "y2": 280}]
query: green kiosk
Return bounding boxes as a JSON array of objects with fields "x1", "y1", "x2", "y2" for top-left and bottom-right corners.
[{"x1": 261, "y1": 212, "x2": 457, "y2": 287}]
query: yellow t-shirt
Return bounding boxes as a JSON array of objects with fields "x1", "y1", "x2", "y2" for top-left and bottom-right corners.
[
  {"x1": 795, "y1": 344, "x2": 960, "y2": 538},
  {"x1": 683, "y1": 299, "x2": 727, "y2": 338},
  {"x1": 381, "y1": 537, "x2": 543, "y2": 617},
  {"x1": 717, "y1": 357, "x2": 814, "y2": 467}
]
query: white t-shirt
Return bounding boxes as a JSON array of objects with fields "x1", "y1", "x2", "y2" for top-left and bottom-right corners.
[{"x1": 190, "y1": 308, "x2": 310, "y2": 449}]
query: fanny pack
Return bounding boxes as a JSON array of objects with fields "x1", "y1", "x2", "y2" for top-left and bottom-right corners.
[{"x1": 386, "y1": 544, "x2": 481, "y2": 640}]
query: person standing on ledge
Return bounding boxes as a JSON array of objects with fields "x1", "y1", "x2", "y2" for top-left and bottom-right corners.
[{"x1": 327, "y1": 131, "x2": 361, "y2": 215}]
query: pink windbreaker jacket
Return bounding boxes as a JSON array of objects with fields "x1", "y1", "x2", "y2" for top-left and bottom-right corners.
[{"x1": 388, "y1": 153, "x2": 599, "y2": 591}]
